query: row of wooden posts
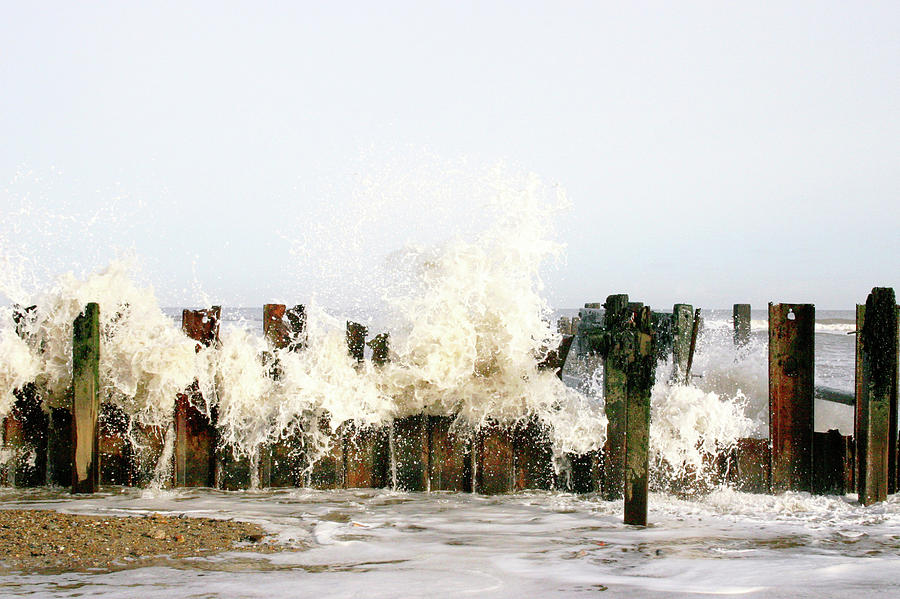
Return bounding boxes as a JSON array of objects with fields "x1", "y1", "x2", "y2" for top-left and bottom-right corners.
[{"x1": 1, "y1": 288, "x2": 898, "y2": 526}]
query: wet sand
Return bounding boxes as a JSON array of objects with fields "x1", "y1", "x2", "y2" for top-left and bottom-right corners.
[{"x1": 0, "y1": 508, "x2": 285, "y2": 574}]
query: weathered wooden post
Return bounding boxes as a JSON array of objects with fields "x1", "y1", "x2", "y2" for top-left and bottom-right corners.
[
  {"x1": 308, "y1": 322, "x2": 368, "y2": 489},
  {"x1": 672, "y1": 304, "x2": 693, "y2": 380},
  {"x1": 346, "y1": 321, "x2": 367, "y2": 363},
  {"x1": 344, "y1": 332, "x2": 390, "y2": 489},
  {"x1": 624, "y1": 305, "x2": 654, "y2": 526},
  {"x1": 683, "y1": 308, "x2": 701, "y2": 384},
  {"x1": 429, "y1": 416, "x2": 472, "y2": 492},
  {"x1": 600, "y1": 294, "x2": 630, "y2": 500},
  {"x1": 72, "y1": 302, "x2": 100, "y2": 494},
  {"x1": 175, "y1": 307, "x2": 220, "y2": 487},
  {"x1": 733, "y1": 304, "x2": 752, "y2": 347},
  {"x1": 855, "y1": 288, "x2": 898, "y2": 504},
  {"x1": 813, "y1": 429, "x2": 854, "y2": 495},
  {"x1": 513, "y1": 418, "x2": 554, "y2": 491},
  {"x1": 261, "y1": 304, "x2": 307, "y2": 487},
  {"x1": 768, "y1": 303, "x2": 815, "y2": 492}
]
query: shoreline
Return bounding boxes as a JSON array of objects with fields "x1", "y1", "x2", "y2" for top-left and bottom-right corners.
[{"x1": 0, "y1": 508, "x2": 289, "y2": 575}]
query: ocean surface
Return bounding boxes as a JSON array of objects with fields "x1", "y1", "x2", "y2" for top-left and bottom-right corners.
[{"x1": 2, "y1": 485, "x2": 899, "y2": 598}]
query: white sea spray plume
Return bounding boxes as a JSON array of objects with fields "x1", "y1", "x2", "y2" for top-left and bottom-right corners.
[
  {"x1": 15, "y1": 260, "x2": 201, "y2": 432},
  {"x1": 0, "y1": 310, "x2": 41, "y2": 420},
  {"x1": 377, "y1": 171, "x2": 607, "y2": 456}
]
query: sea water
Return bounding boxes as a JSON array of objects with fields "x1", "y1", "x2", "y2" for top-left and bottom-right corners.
[{"x1": 1, "y1": 165, "x2": 897, "y2": 597}]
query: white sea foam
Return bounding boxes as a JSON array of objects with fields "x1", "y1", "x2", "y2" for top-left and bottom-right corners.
[{"x1": 0, "y1": 167, "x2": 767, "y2": 480}]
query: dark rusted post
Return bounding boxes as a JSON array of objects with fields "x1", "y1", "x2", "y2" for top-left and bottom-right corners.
[
  {"x1": 733, "y1": 304, "x2": 752, "y2": 347},
  {"x1": 344, "y1": 332, "x2": 390, "y2": 489},
  {"x1": 895, "y1": 303, "x2": 900, "y2": 494},
  {"x1": 855, "y1": 288, "x2": 898, "y2": 504},
  {"x1": 624, "y1": 306, "x2": 654, "y2": 526},
  {"x1": 391, "y1": 415, "x2": 428, "y2": 491},
  {"x1": 175, "y1": 307, "x2": 220, "y2": 487},
  {"x1": 813, "y1": 429, "x2": 853, "y2": 494},
  {"x1": 262, "y1": 304, "x2": 307, "y2": 487},
  {"x1": 768, "y1": 303, "x2": 815, "y2": 492},
  {"x1": 683, "y1": 308, "x2": 701, "y2": 384},
  {"x1": 474, "y1": 423, "x2": 514, "y2": 494},
  {"x1": 672, "y1": 304, "x2": 693, "y2": 381},
  {"x1": 310, "y1": 321, "x2": 368, "y2": 489},
  {"x1": 428, "y1": 416, "x2": 472, "y2": 491},
  {"x1": 513, "y1": 418, "x2": 554, "y2": 491},
  {"x1": 346, "y1": 322, "x2": 367, "y2": 363},
  {"x1": 263, "y1": 304, "x2": 290, "y2": 349},
  {"x1": 369, "y1": 333, "x2": 390, "y2": 367},
  {"x1": 600, "y1": 294, "x2": 629, "y2": 500},
  {"x1": 71, "y1": 303, "x2": 100, "y2": 494}
]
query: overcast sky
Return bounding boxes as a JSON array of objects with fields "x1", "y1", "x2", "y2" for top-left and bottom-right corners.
[{"x1": 1, "y1": 1, "x2": 897, "y2": 310}]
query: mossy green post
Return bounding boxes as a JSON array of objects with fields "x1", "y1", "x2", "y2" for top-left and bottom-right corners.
[
  {"x1": 672, "y1": 304, "x2": 693, "y2": 381},
  {"x1": 624, "y1": 306, "x2": 655, "y2": 526},
  {"x1": 733, "y1": 304, "x2": 752, "y2": 347},
  {"x1": 72, "y1": 302, "x2": 100, "y2": 494},
  {"x1": 601, "y1": 294, "x2": 630, "y2": 500},
  {"x1": 855, "y1": 288, "x2": 898, "y2": 504}
]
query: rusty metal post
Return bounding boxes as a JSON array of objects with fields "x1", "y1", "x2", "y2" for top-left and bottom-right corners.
[
  {"x1": 601, "y1": 294, "x2": 630, "y2": 500},
  {"x1": 768, "y1": 303, "x2": 815, "y2": 493},
  {"x1": 672, "y1": 303, "x2": 693, "y2": 380},
  {"x1": 733, "y1": 304, "x2": 752, "y2": 347},
  {"x1": 623, "y1": 306, "x2": 655, "y2": 526},
  {"x1": 72, "y1": 303, "x2": 100, "y2": 494},
  {"x1": 175, "y1": 307, "x2": 220, "y2": 488},
  {"x1": 855, "y1": 288, "x2": 898, "y2": 504}
]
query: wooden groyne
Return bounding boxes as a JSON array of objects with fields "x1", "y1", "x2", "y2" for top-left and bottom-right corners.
[{"x1": 2, "y1": 287, "x2": 898, "y2": 526}]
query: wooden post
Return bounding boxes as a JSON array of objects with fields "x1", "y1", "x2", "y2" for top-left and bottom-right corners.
[
  {"x1": 308, "y1": 321, "x2": 368, "y2": 489},
  {"x1": 391, "y1": 415, "x2": 428, "y2": 491},
  {"x1": 728, "y1": 438, "x2": 771, "y2": 493},
  {"x1": 98, "y1": 404, "x2": 134, "y2": 486},
  {"x1": 733, "y1": 304, "x2": 752, "y2": 347},
  {"x1": 672, "y1": 303, "x2": 693, "y2": 380},
  {"x1": 428, "y1": 416, "x2": 471, "y2": 492},
  {"x1": 623, "y1": 306, "x2": 654, "y2": 526},
  {"x1": 474, "y1": 423, "x2": 514, "y2": 494},
  {"x1": 263, "y1": 303, "x2": 306, "y2": 487},
  {"x1": 768, "y1": 303, "x2": 815, "y2": 492},
  {"x1": 369, "y1": 333, "x2": 390, "y2": 367},
  {"x1": 855, "y1": 288, "x2": 898, "y2": 504},
  {"x1": 683, "y1": 308, "x2": 701, "y2": 384},
  {"x1": 72, "y1": 303, "x2": 100, "y2": 494},
  {"x1": 263, "y1": 304, "x2": 290, "y2": 349},
  {"x1": 344, "y1": 332, "x2": 390, "y2": 489},
  {"x1": 600, "y1": 294, "x2": 629, "y2": 500},
  {"x1": 174, "y1": 307, "x2": 220, "y2": 488},
  {"x1": 346, "y1": 321, "x2": 367, "y2": 363},
  {"x1": 813, "y1": 430, "x2": 853, "y2": 495},
  {"x1": 513, "y1": 419, "x2": 554, "y2": 491}
]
